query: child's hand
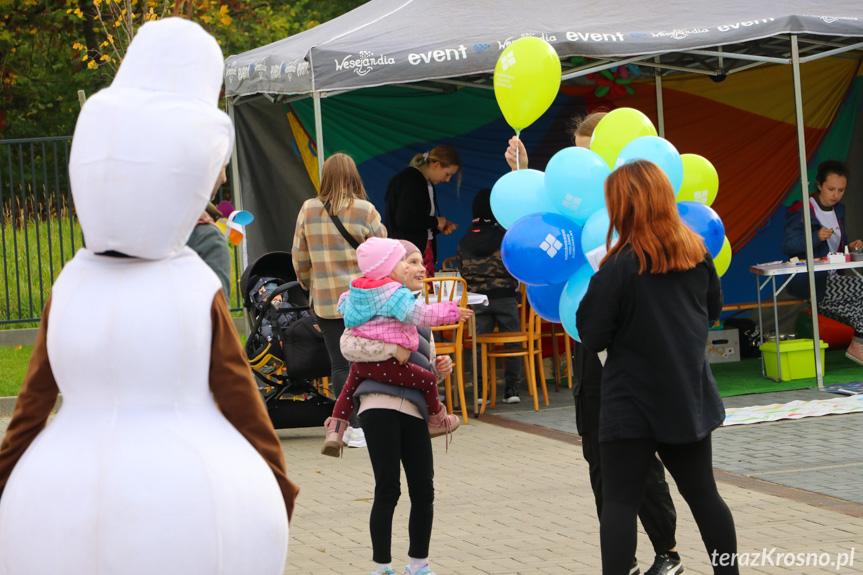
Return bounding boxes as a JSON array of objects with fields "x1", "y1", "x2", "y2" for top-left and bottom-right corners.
[
  {"x1": 436, "y1": 356, "x2": 453, "y2": 377},
  {"x1": 458, "y1": 307, "x2": 474, "y2": 322},
  {"x1": 394, "y1": 345, "x2": 411, "y2": 365}
]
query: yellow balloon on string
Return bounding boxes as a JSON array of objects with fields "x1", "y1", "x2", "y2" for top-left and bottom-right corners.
[
  {"x1": 493, "y1": 37, "x2": 562, "y2": 133},
  {"x1": 714, "y1": 236, "x2": 732, "y2": 277},
  {"x1": 677, "y1": 154, "x2": 719, "y2": 206}
]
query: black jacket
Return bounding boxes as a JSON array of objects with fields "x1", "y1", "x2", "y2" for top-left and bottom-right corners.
[
  {"x1": 456, "y1": 219, "x2": 517, "y2": 300},
  {"x1": 384, "y1": 166, "x2": 440, "y2": 258},
  {"x1": 576, "y1": 248, "x2": 725, "y2": 444}
]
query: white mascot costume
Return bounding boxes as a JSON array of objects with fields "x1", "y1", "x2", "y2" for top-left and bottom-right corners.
[{"x1": 0, "y1": 18, "x2": 295, "y2": 575}]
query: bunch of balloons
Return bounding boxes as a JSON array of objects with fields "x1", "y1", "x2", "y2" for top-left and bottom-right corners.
[{"x1": 490, "y1": 98, "x2": 731, "y2": 340}]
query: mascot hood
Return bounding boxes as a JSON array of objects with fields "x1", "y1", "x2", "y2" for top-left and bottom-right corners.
[{"x1": 69, "y1": 18, "x2": 234, "y2": 259}]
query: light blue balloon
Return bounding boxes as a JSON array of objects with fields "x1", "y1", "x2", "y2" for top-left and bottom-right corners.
[
  {"x1": 490, "y1": 169, "x2": 555, "y2": 229},
  {"x1": 558, "y1": 264, "x2": 595, "y2": 342},
  {"x1": 677, "y1": 201, "x2": 726, "y2": 258},
  {"x1": 501, "y1": 212, "x2": 586, "y2": 286},
  {"x1": 544, "y1": 147, "x2": 611, "y2": 226},
  {"x1": 580, "y1": 208, "x2": 619, "y2": 254},
  {"x1": 527, "y1": 282, "x2": 565, "y2": 323},
  {"x1": 614, "y1": 136, "x2": 684, "y2": 193}
]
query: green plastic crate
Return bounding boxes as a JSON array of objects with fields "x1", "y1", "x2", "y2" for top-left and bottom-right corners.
[{"x1": 759, "y1": 338, "x2": 828, "y2": 381}]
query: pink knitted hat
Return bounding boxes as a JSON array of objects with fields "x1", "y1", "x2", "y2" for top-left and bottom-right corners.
[
  {"x1": 397, "y1": 239, "x2": 421, "y2": 258},
  {"x1": 356, "y1": 237, "x2": 406, "y2": 280}
]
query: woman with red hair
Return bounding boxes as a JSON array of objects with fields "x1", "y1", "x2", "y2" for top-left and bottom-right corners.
[{"x1": 576, "y1": 160, "x2": 738, "y2": 575}]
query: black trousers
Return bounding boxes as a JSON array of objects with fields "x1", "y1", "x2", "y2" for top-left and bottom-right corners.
[
  {"x1": 360, "y1": 409, "x2": 435, "y2": 564},
  {"x1": 317, "y1": 316, "x2": 357, "y2": 426},
  {"x1": 600, "y1": 436, "x2": 739, "y2": 575},
  {"x1": 573, "y1": 342, "x2": 677, "y2": 555}
]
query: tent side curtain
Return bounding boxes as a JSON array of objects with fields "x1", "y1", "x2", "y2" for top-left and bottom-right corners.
[
  {"x1": 234, "y1": 96, "x2": 319, "y2": 265},
  {"x1": 288, "y1": 56, "x2": 859, "y2": 256}
]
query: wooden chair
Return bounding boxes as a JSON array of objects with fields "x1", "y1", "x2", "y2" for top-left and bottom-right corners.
[
  {"x1": 440, "y1": 256, "x2": 458, "y2": 272},
  {"x1": 476, "y1": 307, "x2": 549, "y2": 412},
  {"x1": 422, "y1": 276, "x2": 470, "y2": 423}
]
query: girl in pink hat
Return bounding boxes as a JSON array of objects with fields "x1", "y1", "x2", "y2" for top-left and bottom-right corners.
[{"x1": 321, "y1": 237, "x2": 472, "y2": 456}]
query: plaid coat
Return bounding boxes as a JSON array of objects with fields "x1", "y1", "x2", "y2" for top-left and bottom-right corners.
[{"x1": 292, "y1": 198, "x2": 386, "y2": 319}]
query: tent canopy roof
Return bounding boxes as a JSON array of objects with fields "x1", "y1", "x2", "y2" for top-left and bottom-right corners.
[{"x1": 225, "y1": 0, "x2": 863, "y2": 99}]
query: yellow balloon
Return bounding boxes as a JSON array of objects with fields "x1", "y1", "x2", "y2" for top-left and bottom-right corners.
[
  {"x1": 493, "y1": 37, "x2": 561, "y2": 133},
  {"x1": 590, "y1": 108, "x2": 657, "y2": 170},
  {"x1": 677, "y1": 154, "x2": 719, "y2": 206},
  {"x1": 714, "y1": 236, "x2": 732, "y2": 277}
]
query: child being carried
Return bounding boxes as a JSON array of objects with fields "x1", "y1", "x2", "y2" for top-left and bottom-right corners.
[{"x1": 321, "y1": 237, "x2": 472, "y2": 457}]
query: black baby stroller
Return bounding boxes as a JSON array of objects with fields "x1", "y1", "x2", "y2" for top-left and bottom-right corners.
[{"x1": 240, "y1": 251, "x2": 334, "y2": 429}]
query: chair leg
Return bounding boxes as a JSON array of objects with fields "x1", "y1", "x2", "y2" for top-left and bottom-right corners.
[
  {"x1": 536, "y1": 349, "x2": 549, "y2": 407},
  {"x1": 480, "y1": 344, "x2": 490, "y2": 415},
  {"x1": 489, "y1": 350, "x2": 497, "y2": 409},
  {"x1": 528, "y1": 349, "x2": 539, "y2": 411},
  {"x1": 444, "y1": 371, "x2": 453, "y2": 416},
  {"x1": 522, "y1": 356, "x2": 533, "y2": 398},
  {"x1": 564, "y1": 335, "x2": 573, "y2": 389},
  {"x1": 455, "y1": 347, "x2": 468, "y2": 424}
]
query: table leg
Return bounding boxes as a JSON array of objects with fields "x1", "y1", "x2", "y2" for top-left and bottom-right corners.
[
  {"x1": 471, "y1": 314, "x2": 479, "y2": 418},
  {"x1": 772, "y1": 276, "x2": 782, "y2": 382},
  {"x1": 756, "y1": 275, "x2": 766, "y2": 378}
]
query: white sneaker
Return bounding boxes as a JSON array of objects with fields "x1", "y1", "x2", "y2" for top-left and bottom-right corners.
[
  {"x1": 341, "y1": 426, "x2": 353, "y2": 446},
  {"x1": 347, "y1": 427, "x2": 367, "y2": 448}
]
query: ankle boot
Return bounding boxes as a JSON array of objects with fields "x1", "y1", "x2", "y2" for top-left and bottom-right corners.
[{"x1": 321, "y1": 417, "x2": 350, "y2": 457}]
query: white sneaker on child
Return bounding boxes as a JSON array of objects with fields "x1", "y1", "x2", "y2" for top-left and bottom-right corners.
[{"x1": 347, "y1": 426, "x2": 367, "y2": 448}]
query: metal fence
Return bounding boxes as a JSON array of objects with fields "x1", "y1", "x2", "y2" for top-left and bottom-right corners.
[{"x1": 0, "y1": 136, "x2": 242, "y2": 327}]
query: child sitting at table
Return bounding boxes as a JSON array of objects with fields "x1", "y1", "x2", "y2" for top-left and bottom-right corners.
[{"x1": 321, "y1": 237, "x2": 472, "y2": 456}]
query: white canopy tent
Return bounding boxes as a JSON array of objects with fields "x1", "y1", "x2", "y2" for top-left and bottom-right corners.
[{"x1": 225, "y1": 0, "x2": 863, "y2": 386}]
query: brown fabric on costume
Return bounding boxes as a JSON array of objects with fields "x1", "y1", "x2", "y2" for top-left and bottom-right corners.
[
  {"x1": 0, "y1": 296, "x2": 59, "y2": 498},
  {"x1": 209, "y1": 289, "x2": 299, "y2": 520}
]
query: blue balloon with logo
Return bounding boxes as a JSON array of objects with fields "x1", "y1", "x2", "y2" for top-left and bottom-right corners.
[
  {"x1": 558, "y1": 264, "x2": 595, "y2": 342},
  {"x1": 527, "y1": 282, "x2": 565, "y2": 323},
  {"x1": 581, "y1": 208, "x2": 619, "y2": 254},
  {"x1": 501, "y1": 212, "x2": 586, "y2": 286},
  {"x1": 544, "y1": 147, "x2": 610, "y2": 226},
  {"x1": 614, "y1": 136, "x2": 684, "y2": 193},
  {"x1": 677, "y1": 201, "x2": 725, "y2": 258},
  {"x1": 490, "y1": 169, "x2": 555, "y2": 229}
]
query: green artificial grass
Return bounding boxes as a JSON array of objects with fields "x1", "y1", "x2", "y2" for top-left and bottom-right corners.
[{"x1": 711, "y1": 349, "x2": 863, "y2": 397}]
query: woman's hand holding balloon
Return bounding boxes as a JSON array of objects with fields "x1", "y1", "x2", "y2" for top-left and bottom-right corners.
[{"x1": 505, "y1": 136, "x2": 528, "y2": 171}]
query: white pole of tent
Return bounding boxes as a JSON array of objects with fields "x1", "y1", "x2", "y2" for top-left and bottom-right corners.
[
  {"x1": 790, "y1": 35, "x2": 825, "y2": 388},
  {"x1": 654, "y1": 56, "x2": 665, "y2": 138},
  {"x1": 227, "y1": 97, "x2": 249, "y2": 323},
  {"x1": 313, "y1": 91, "x2": 325, "y2": 181}
]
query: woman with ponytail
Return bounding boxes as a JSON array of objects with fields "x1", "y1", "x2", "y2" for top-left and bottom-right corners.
[{"x1": 384, "y1": 145, "x2": 461, "y2": 277}]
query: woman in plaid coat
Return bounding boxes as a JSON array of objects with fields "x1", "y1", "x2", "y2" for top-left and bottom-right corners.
[{"x1": 292, "y1": 153, "x2": 387, "y2": 422}]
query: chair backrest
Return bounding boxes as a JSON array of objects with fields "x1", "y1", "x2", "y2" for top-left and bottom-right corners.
[
  {"x1": 440, "y1": 256, "x2": 458, "y2": 271},
  {"x1": 423, "y1": 276, "x2": 468, "y2": 307}
]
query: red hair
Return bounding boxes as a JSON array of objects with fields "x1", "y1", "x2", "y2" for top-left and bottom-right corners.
[{"x1": 603, "y1": 160, "x2": 706, "y2": 274}]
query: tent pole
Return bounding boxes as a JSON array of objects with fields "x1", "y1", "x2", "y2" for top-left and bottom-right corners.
[
  {"x1": 654, "y1": 56, "x2": 665, "y2": 137},
  {"x1": 227, "y1": 97, "x2": 249, "y2": 317},
  {"x1": 790, "y1": 35, "x2": 824, "y2": 389},
  {"x1": 313, "y1": 91, "x2": 325, "y2": 181}
]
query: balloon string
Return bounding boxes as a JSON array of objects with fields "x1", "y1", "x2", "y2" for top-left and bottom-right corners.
[{"x1": 515, "y1": 129, "x2": 521, "y2": 170}]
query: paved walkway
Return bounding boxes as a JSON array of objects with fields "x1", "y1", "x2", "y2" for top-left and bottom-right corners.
[{"x1": 2, "y1": 382, "x2": 862, "y2": 574}]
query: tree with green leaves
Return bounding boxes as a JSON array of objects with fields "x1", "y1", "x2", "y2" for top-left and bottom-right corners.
[{"x1": 1, "y1": 0, "x2": 364, "y2": 139}]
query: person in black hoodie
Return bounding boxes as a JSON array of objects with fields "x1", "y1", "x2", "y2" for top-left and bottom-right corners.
[{"x1": 456, "y1": 188, "x2": 524, "y2": 403}]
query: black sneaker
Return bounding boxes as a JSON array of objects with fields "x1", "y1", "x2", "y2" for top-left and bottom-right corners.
[
  {"x1": 503, "y1": 387, "x2": 521, "y2": 404},
  {"x1": 630, "y1": 556, "x2": 641, "y2": 575},
  {"x1": 645, "y1": 553, "x2": 684, "y2": 575}
]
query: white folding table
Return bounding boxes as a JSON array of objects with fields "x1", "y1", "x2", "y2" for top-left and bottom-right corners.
[{"x1": 749, "y1": 259, "x2": 863, "y2": 385}]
